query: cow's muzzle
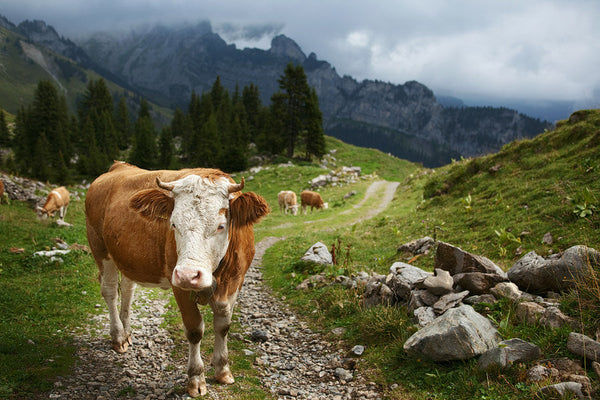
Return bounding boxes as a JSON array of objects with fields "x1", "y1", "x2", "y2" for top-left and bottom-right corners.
[{"x1": 172, "y1": 264, "x2": 213, "y2": 290}]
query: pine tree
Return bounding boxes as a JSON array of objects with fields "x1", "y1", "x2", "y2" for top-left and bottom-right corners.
[
  {"x1": 276, "y1": 63, "x2": 311, "y2": 157},
  {"x1": 0, "y1": 108, "x2": 10, "y2": 146},
  {"x1": 114, "y1": 97, "x2": 132, "y2": 150},
  {"x1": 129, "y1": 99, "x2": 158, "y2": 169},
  {"x1": 158, "y1": 126, "x2": 175, "y2": 169},
  {"x1": 302, "y1": 88, "x2": 326, "y2": 160}
]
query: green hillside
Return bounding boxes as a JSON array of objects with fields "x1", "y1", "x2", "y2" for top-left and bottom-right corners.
[
  {"x1": 0, "y1": 26, "x2": 172, "y2": 122},
  {"x1": 0, "y1": 111, "x2": 598, "y2": 399}
]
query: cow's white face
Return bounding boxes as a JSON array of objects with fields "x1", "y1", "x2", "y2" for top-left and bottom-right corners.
[{"x1": 166, "y1": 175, "x2": 232, "y2": 291}]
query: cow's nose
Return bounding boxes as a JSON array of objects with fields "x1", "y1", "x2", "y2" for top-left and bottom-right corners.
[{"x1": 173, "y1": 267, "x2": 204, "y2": 289}]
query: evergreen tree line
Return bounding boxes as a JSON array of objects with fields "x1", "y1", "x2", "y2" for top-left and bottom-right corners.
[{"x1": 0, "y1": 62, "x2": 326, "y2": 184}]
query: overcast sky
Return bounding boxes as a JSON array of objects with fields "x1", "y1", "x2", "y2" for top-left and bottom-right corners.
[{"x1": 2, "y1": 0, "x2": 599, "y2": 107}]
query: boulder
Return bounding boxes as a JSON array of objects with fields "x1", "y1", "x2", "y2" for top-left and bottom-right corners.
[
  {"x1": 540, "y1": 307, "x2": 575, "y2": 329},
  {"x1": 397, "y1": 237, "x2": 435, "y2": 255},
  {"x1": 407, "y1": 290, "x2": 439, "y2": 312},
  {"x1": 423, "y1": 269, "x2": 454, "y2": 295},
  {"x1": 386, "y1": 263, "x2": 431, "y2": 301},
  {"x1": 508, "y1": 246, "x2": 600, "y2": 293},
  {"x1": 489, "y1": 282, "x2": 522, "y2": 302},
  {"x1": 363, "y1": 282, "x2": 394, "y2": 307},
  {"x1": 413, "y1": 307, "x2": 436, "y2": 327},
  {"x1": 567, "y1": 332, "x2": 600, "y2": 363},
  {"x1": 515, "y1": 302, "x2": 546, "y2": 325},
  {"x1": 536, "y1": 382, "x2": 587, "y2": 400},
  {"x1": 435, "y1": 242, "x2": 507, "y2": 277},
  {"x1": 478, "y1": 338, "x2": 542, "y2": 371},
  {"x1": 403, "y1": 304, "x2": 500, "y2": 362},
  {"x1": 453, "y1": 272, "x2": 507, "y2": 295},
  {"x1": 432, "y1": 290, "x2": 470, "y2": 315},
  {"x1": 301, "y1": 242, "x2": 332, "y2": 265}
]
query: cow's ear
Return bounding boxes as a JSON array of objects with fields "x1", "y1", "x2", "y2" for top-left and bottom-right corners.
[
  {"x1": 230, "y1": 192, "x2": 270, "y2": 226},
  {"x1": 129, "y1": 189, "x2": 174, "y2": 220}
]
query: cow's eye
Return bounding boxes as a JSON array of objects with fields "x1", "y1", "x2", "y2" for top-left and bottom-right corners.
[
  {"x1": 171, "y1": 223, "x2": 177, "y2": 230},
  {"x1": 217, "y1": 223, "x2": 225, "y2": 232}
]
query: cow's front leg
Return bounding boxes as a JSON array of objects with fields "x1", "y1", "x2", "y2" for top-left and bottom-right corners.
[
  {"x1": 173, "y1": 287, "x2": 207, "y2": 397},
  {"x1": 119, "y1": 275, "x2": 136, "y2": 348},
  {"x1": 100, "y1": 259, "x2": 130, "y2": 352},
  {"x1": 210, "y1": 293, "x2": 238, "y2": 384}
]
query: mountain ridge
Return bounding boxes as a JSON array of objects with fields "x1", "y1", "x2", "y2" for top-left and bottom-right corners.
[{"x1": 2, "y1": 16, "x2": 552, "y2": 167}]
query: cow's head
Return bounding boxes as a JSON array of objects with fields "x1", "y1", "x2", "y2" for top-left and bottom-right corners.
[
  {"x1": 129, "y1": 174, "x2": 244, "y2": 291},
  {"x1": 36, "y1": 206, "x2": 51, "y2": 219}
]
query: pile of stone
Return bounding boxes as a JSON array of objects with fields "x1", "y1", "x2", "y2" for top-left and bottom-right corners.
[
  {"x1": 296, "y1": 239, "x2": 600, "y2": 399},
  {"x1": 0, "y1": 172, "x2": 86, "y2": 208},
  {"x1": 309, "y1": 166, "x2": 367, "y2": 189}
]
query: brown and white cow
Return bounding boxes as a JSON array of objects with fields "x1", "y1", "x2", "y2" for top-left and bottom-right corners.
[
  {"x1": 300, "y1": 190, "x2": 328, "y2": 215},
  {"x1": 277, "y1": 190, "x2": 299, "y2": 215},
  {"x1": 37, "y1": 186, "x2": 70, "y2": 220},
  {"x1": 85, "y1": 161, "x2": 269, "y2": 397}
]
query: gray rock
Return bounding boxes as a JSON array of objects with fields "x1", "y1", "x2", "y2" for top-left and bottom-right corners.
[
  {"x1": 386, "y1": 263, "x2": 431, "y2": 300},
  {"x1": 515, "y1": 301, "x2": 546, "y2": 325},
  {"x1": 334, "y1": 367, "x2": 353, "y2": 381},
  {"x1": 403, "y1": 304, "x2": 500, "y2": 362},
  {"x1": 464, "y1": 294, "x2": 497, "y2": 306},
  {"x1": 435, "y1": 242, "x2": 507, "y2": 277},
  {"x1": 413, "y1": 307, "x2": 436, "y2": 327},
  {"x1": 453, "y1": 272, "x2": 507, "y2": 295},
  {"x1": 567, "y1": 332, "x2": 600, "y2": 363},
  {"x1": 397, "y1": 237, "x2": 435, "y2": 255},
  {"x1": 537, "y1": 382, "x2": 587, "y2": 399},
  {"x1": 478, "y1": 338, "x2": 542, "y2": 371},
  {"x1": 250, "y1": 329, "x2": 269, "y2": 343},
  {"x1": 527, "y1": 365, "x2": 559, "y2": 382},
  {"x1": 363, "y1": 282, "x2": 394, "y2": 307},
  {"x1": 423, "y1": 269, "x2": 453, "y2": 295},
  {"x1": 407, "y1": 290, "x2": 439, "y2": 312},
  {"x1": 489, "y1": 282, "x2": 522, "y2": 302},
  {"x1": 300, "y1": 242, "x2": 333, "y2": 265},
  {"x1": 433, "y1": 290, "x2": 470, "y2": 314},
  {"x1": 540, "y1": 307, "x2": 575, "y2": 329},
  {"x1": 508, "y1": 246, "x2": 600, "y2": 293}
]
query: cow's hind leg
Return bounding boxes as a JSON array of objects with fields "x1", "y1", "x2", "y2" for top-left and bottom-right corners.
[
  {"x1": 173, "y1": 287, "x2": 207, "y2": 397},
  {"x1": 210, "y1": 294, "x2": 238, "y2": 384},
  {"x1": 100, "y1": 259, "x2": 130, "y2": 353}
]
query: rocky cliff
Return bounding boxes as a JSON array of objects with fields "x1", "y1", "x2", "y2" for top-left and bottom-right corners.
[{"x1": 13, "y1": 19, "x2": 552, "y2": 167}]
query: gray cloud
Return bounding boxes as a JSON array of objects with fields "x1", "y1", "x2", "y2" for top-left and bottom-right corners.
[{"x1": 2, "y1": 0, "x2": 599, "y2": 104}]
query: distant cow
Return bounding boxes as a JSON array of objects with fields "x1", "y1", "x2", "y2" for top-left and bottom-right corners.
[
  {"x1": 278, "y1": 190, "x2": 299, "y2": 215},
  {"x1": 85, "y1": 161, "x2": 269, "y2": 397},
  {"x1": 37, "y1": 186, "x2": 70, "y2": 220},
  {"x1": 300, "y1": 190, "x2": 328, "y2": 214},
  {"x1": 0, "y1": 179, "x2": 5, "y2": 205}
]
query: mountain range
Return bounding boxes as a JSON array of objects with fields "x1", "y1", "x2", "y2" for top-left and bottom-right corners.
[{"x1": 0, "y1": 16, "x2": 552, "y2": 167}]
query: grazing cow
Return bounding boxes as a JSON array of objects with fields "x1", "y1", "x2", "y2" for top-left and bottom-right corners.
[
  {"x1": 37, "y1": 186, "x2": 70, "y2": 220},
  {"x1": 300, "y1": 190, "x2": 328, "y2": 215},
  {"x1": 277, "y1": 190, "x2": 299, "y2": 215},
  {"x1": 0, "y1": 179, "x2": 4, "y2": 204},
  {"x1": 85, "y1": 161, "x2": 269, "y2": 397}
]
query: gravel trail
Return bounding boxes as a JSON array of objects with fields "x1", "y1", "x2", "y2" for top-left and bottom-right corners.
[{"x1": 47, "y1": 181, "x2": 398, "y2": 400}]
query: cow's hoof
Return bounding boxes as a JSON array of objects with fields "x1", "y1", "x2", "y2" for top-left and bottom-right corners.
[
  {"x1": 188, "y1": 377, "x2": 207, "y2": 397},
  {"x1": 112, "y1": 341, "x2": 129, "y2": 353},
  {"x1": 112, "y1": 334, "x2": 132, "y2": 353},
  {"x1": 215, "y1": 371, "x2": 235, "y2": 384}
]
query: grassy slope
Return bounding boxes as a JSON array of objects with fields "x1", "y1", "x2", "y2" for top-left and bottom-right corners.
[
  {"x1": 0, "y1": 110, "x2": 598, "y2": 398},
  {"x1": 257, "y1": 110, "x2": 600, "y2": 399}
]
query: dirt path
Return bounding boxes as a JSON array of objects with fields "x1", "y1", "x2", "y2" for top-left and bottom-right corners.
[{"x1": 48, "y1": 180, "x2": 398, "y2": 399}]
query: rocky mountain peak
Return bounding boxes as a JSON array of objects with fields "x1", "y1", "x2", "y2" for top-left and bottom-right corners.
[{"x1": 269, "y1": 34, "x2": 306, "y2": 62}]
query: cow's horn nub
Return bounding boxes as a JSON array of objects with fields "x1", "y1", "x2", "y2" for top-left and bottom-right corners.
[
  {"x1": 156, "y1": 177, "x2": 175, "y2": 191},
  {"x1": 228, "y1": 177, "x2": 245, "y2": 193}
]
